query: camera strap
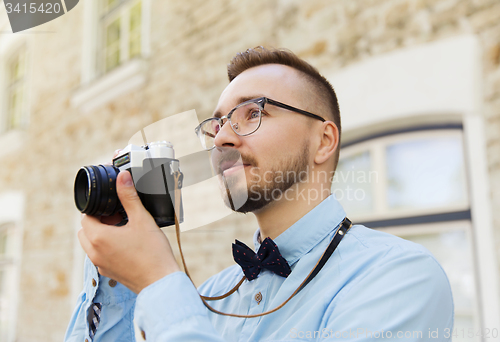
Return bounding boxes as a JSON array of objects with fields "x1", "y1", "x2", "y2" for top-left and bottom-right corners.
[{"x1": 172, "y1": 172, "x2": 352, "y2": 318}]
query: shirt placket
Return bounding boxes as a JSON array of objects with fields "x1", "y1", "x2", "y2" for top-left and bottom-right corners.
[{"x1": 238, "y1": 271, "x2": 273, "y2": 341}]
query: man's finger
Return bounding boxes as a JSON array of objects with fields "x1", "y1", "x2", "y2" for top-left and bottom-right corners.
[
  {"x1": 78, "y1": 228, "x2": 106, "y2": 273},
  {"x1": 116, "y1": 171, "x2": 150, "y2": 224},
  {"x1": 81, "y1": 214, "x2": 113, "y2": 248},
  {"x1": 77, "y1": 227, "x2": 95, "y2": 261}
]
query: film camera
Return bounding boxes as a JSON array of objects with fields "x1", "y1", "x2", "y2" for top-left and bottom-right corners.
[{"x1": 74, "y1": 141, "x2": 183, "y2": 227}]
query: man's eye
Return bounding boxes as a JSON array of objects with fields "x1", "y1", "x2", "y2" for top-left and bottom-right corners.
[{"x1": 249, "y1": 110, "x2": 260, "y2": 119}]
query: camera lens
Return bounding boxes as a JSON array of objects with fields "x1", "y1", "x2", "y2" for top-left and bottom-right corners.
[{"x1": 74, "y1": 165, "x2": 121, "y2": 216}]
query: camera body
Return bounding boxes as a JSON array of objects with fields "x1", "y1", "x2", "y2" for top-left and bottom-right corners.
[{"x1": 74, "y1": 141, "x2": 183, "y2": 228}]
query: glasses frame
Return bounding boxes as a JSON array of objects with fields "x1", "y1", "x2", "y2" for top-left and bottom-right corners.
[{"x1": 195, "y1": 97, "x2": 326, "y2": 150}]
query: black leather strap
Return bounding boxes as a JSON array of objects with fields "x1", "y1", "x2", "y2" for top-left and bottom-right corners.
[{"x1": 297, "y1": 217, "x2": 352, "y2": 293}]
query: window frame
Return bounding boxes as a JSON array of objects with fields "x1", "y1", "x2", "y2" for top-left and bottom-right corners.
[
  {"x1": 4, "y1": 46, "x2": 28, "y2": 132},
  {"x1": 0, "y1": 32, "x2": 31, "y2": 154},
  {"x1": 335, "y1": 125, "x2": 469, "y2": 223},
  {"x1": 81, "y1": 0, "x2": 150, "y2": 83},
  {"x1": 335, "y1": 121, "x2": 500, "y2": 341},
  {"x1": 72, "y1": 0, "x2": 150, "y2": 113},
  {"x1": 98, "y1": 0, "x2": 143, "y2": 74}
]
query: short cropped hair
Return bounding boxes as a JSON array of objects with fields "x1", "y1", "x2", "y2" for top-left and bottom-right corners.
[{"x1": 227, "y1": 46, "x2": 341, "y2": 171}]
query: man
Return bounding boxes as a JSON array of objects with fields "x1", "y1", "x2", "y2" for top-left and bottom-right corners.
[{"x1": 65, "y1": 47, "x2": 453, "y2": 341}]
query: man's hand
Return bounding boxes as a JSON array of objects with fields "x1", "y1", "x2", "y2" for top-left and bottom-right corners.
[{"x1": 78, "y1": 170, "x2": 181, "y2": 294}]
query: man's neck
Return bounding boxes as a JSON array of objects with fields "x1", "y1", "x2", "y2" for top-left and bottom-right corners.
[{"x1": 253, "y1": 183, "x2": 330, "y2": 241}]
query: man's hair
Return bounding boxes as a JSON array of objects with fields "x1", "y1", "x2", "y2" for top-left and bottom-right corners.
[{"x1": 227, "y1": 46, "x2": 341, "y2": 171}]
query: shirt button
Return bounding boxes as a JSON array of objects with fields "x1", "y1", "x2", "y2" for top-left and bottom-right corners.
[
  {"x1": 108, "y1": 279, "x2": 117, "y2": 287},
  {"x1": 254, "y1": 292, "x2": 262, "y2": 305},
  {"x1": 92, "y1": 278, "x2": 97, "y2": 287},
  {"x1": 85, "y1": 339, "x2": 88, "y2": 342},
  {"x1": 141, "y1": 330, "x2": 146, "y2": 340}
]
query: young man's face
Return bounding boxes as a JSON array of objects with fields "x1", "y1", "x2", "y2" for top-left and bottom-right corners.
[{"x1": 211, "y1": 64, "x2": 322, "y2": 213}]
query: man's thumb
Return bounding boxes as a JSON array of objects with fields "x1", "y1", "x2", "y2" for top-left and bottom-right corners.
[{"x1": 116, "y1": 171, "x2": 145, "y2": 222}]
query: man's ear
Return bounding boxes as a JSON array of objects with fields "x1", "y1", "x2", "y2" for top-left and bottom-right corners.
[{"x1": 314, "y1": 121, "x2": 339, "y2": 165}]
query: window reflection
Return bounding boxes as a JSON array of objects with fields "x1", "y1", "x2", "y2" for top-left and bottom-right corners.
[{"x1": 386, "y1": 136, "x2": 468, "y2": 211}]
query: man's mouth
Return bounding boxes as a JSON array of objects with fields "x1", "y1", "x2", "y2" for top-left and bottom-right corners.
[{"x1": 219, "y1": 161, "x2": 248, "y2": 176}]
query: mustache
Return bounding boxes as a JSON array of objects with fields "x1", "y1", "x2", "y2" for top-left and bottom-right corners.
[{"x1": 211, "y1": 148, "x2": 257, "y2": 175}]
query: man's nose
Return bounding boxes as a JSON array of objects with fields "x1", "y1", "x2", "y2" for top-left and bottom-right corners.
[{"x1": 213, "y1": 119, "x2": 241, "y2": 148}]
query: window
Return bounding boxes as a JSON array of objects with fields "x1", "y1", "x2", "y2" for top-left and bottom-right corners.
[
  {"x1": 5, "y1": 47, "x2": 27, "y2": 132},
  {"x1": 71, "y1": 0, "x2": 149, "y2": 113},
  {"x1": 334, "y1": 126, "x2": 481, "y2": 341},
  {"x1": 334, "y1": 128, "x2": 469, "y2": 221},
  {"x1": 99, "y1": 0, "x2": 142, "y2": 74},
  {"x1": 385, "y1": 136, "x2": 467, "y2": 212}
]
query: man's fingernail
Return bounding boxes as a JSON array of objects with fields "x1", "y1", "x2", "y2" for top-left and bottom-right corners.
[{"x1": 122, "y1": 172, "x2": 134, "y2": 187}]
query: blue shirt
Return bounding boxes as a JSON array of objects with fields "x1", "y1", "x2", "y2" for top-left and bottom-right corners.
[{"x1": 65, "y1": 195, "x2": 454, "y2": 341}]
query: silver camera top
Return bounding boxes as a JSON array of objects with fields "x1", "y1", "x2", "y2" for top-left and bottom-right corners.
[{"x1": 113, "y1": 141, "x2": 175, "y2": 171}]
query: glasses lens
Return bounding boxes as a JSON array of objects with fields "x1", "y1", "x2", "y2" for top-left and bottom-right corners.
[
  {"x1": 230, "y1": 103, "x2": 261, "y2": 135},
  {"x1": 230, "y1": 102, "x2": 261, "y2": 135},
  {"x1": 199, "y1": 118, "x2": 221, "y2": 150},
  {"x1": 198, "y1": 101, "x2": 262, "y2": 150}
]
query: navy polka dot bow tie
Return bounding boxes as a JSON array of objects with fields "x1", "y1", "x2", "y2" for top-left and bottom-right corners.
[{"x1": 232, "y1": 237, "x2": 292, "y2": 281}]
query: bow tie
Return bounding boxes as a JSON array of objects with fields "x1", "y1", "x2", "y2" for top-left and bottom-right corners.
[{"x1": 232, "y1": 237, "x2": 291, "y2": 281}]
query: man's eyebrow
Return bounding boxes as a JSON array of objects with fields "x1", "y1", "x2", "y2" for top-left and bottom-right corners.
[{"x1": 212, "y1": 95, "x2": 267, "y2": 118}]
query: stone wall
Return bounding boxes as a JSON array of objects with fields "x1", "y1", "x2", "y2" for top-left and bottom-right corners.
[{"x1": 0, "y1": 0, "x2": 498, "y2": 340}]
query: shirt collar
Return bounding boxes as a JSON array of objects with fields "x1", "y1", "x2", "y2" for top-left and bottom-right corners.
[{"x1": 252, "y1": 194, "x2": 346, "y2": 266}]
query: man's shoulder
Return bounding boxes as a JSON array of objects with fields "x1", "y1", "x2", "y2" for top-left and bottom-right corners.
[
  {"x1": 342, "y1": 224, "x2": 435, "y2": 259},
  {"x1": 320, "y1": 225, "x2": 454, "y2": 332},
  {"x1": 333, "y1": 224, "x2": 450, "y2": 290}
]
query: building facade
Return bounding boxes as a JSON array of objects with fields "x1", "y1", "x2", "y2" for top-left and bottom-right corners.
[{"x1": 0, "y1": 0, "x2": 499, "y2": 341}]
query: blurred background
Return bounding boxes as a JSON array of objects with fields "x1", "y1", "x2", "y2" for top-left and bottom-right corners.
[{"x1": 0, "y1": 0, "x2": 499, "y2": 341}]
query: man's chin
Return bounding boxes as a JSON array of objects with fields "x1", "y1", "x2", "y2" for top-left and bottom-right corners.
[
  {"x1": 219, "y1": 177, "x2": 250, "y2": 211},
  {"x1": 237, "y1": 199, "x2": 273, "y2": 214},
  {"x1": 225, "y1": 195, "x2": 271, "y2": 214},
  {"x1": 221, "y1": 182, "x2": 278, "y2": 213}
]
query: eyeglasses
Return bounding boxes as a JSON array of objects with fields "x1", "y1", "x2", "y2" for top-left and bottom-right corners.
[{"x1": 194, "y1": 97, "x2": 325, "y2": 151}]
